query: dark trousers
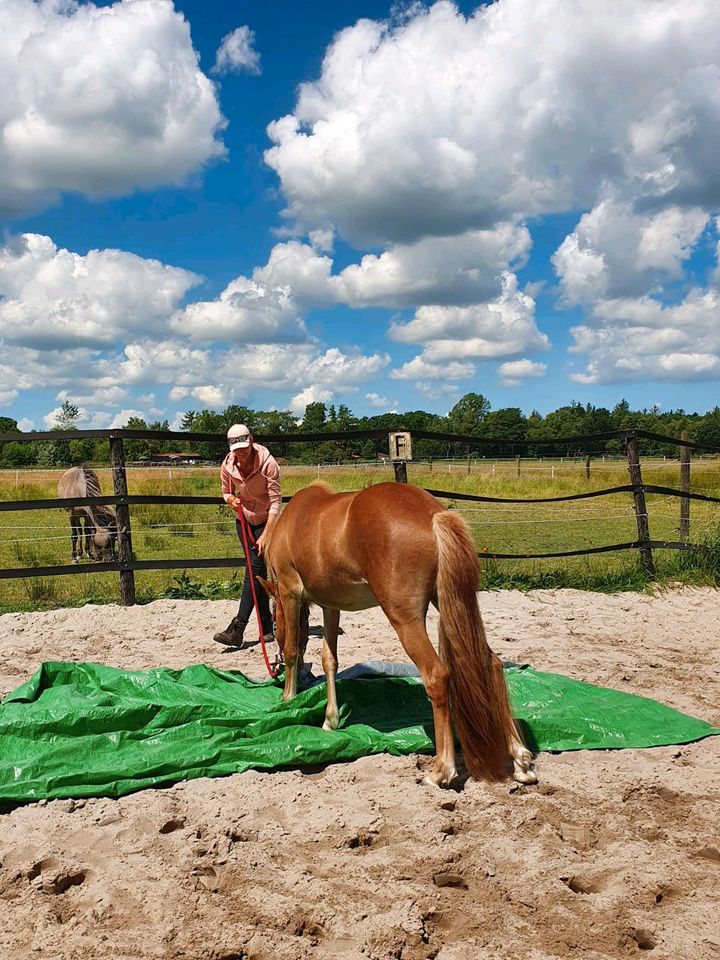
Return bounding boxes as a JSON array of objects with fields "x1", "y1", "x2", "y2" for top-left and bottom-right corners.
[{"x1": 236, "y1": 518, "x2": 272, "y2": 634}]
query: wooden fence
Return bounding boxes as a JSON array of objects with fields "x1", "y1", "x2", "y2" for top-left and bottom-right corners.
[{"x1": 1, "y1": 425, "x2": 719, "y2": 604}]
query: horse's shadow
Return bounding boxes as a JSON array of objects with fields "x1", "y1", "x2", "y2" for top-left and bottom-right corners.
[{"x1": 308, "y1": 624, "x2": 344, "y2": 637}]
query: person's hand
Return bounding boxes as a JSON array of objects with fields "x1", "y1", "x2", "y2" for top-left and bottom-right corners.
[
  {"x1": 228, "y1": 496, "x2": 240, "y2": 510},
  {"x1": 256, "y1": 530, "x2": 268, "y2": 555}
]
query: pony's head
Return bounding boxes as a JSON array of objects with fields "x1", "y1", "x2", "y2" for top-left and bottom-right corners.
[
  {"x1": 92, "y1": 521, "x2": 118, "y2": 562},
  {"x1": 256, "y1": 577, "x2": 309, "y2": 660}
]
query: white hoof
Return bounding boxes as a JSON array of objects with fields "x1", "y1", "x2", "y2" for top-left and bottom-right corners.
[
  {"x1": 422, "y1": 766, "x2": 457, "y2": 788},
  {"x1": 513, "y1": 767, "x2": 538, "y2": 784}
]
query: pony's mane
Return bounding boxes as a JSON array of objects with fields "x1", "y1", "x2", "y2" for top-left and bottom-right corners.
[
  {"x1": 81, "y1": 465, "x2": 117, "y2": 529},
  {"x1": 308, "y1": 479, "x2": 334, "y2": 494}
]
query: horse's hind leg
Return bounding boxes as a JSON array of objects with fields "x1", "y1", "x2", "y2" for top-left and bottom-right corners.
[
  {"x1": 491, "y1": 655, "x2": 537, "y2": 784},
  {"x1": 321, "y1": 607, "x2": 341, "y2": 731},
  {"x1": 390, "y1": 616, "x2": 457, "y2": 787}
]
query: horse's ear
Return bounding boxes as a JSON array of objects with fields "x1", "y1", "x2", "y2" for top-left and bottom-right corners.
[{"x1": 255, "y1": 576, "x2": 277, "y2": 599}]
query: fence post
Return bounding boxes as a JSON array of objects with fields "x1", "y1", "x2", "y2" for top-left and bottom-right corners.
[
  {"x1": 516, "y1": 455, "x2": 521, "y2": 478},
  {"x1": 110, "y1": 433, "x2": 136, "y2": 605},
  {"x1": 585, "y1": 455, "x2": 591, "y2": 481},
  {"x1": 679, "y1": 431, "x2": 691, "y2": 543},
  {"x1": 389, "y1": 431, "x2": 411, "y2": 483},
  {"x1": 624, "y1": 433, "x2": 655, "y2": 578},
  {"x1": 393, "y1": 461, "x2": 408, "y2": 483}
]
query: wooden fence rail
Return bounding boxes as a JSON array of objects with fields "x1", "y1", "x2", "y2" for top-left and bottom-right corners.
[{"x1": 2, "y1": 426, "x2": 719, "y2": 602}]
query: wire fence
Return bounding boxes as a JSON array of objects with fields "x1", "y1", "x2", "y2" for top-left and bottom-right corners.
[{"x1": 1, "y1": 425, "x2": 720, "y2": 605}]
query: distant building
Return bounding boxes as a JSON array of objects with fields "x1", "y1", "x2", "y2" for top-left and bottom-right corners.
[{"x1": 148, "y1": 452, "x2": 205, "y2": 464}]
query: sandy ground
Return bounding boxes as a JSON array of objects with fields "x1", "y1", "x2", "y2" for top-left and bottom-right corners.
[{"x1": 0, "y1": 588, "x2": 718, "y2": 960}]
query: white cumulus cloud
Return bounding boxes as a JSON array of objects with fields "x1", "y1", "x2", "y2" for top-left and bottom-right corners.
[
  {"x1": 0, "y1": 0, "x2": 225, "y2": 216},
  {"x1": 213, "y1": 26, "x2": 261, "y2": 75},
  {"x1": 289, "y1": 385, "x2": 335, "y2": 416},
  {"x1": 265, "y1": 0, "x2": 720, "y2": 246},
  {"x1": 553, "y1": 199, "x2": 709, "y2": 304},
  {"x1": 335, "y1": 225, "x2": 531, "y2": 308},
  {"x1": 389, "y1": 274, "x2": 548, "y2": 372},
  {"x1": 498, "y1": 359, "x2": 548, "y2": 387},
  {"x1": 0, "y1": 234, "x2": 200, "y2": 349},
  {"x1": 569, "y1": 288, "x2": 720, "y2": 383}
]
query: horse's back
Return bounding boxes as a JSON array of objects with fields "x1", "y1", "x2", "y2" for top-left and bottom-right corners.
[
  {"x1": 57, "y1": 466, "x2": 85, "y2": 499},
  {"x1": 278, "y1": 481, "x2": 441, "y2": 556},
  {"x1": 271, "y1": 482, "x2": 444, "y2": 610}
]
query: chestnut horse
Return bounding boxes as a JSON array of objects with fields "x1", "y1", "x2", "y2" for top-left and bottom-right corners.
[
  {"x1": 57, "y1": 466, "x2": 118, "y2": 563},
  {"x1": 259, "y1": 481, "x2": 536, "y2": 787}
]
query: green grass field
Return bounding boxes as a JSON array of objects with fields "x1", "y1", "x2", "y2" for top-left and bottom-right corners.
[{"x1": 1, "y1": 457, "x2": 720, "y2": 612}]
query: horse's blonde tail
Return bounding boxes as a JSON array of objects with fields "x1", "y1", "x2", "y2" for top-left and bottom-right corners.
[{"x1": 432, "y1": 511, "x2": 519, "y2": 781}]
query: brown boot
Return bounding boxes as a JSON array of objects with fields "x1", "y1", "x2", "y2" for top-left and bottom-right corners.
[{"x1": 213, "y1": 617, "x2": 246, "y2": 647}]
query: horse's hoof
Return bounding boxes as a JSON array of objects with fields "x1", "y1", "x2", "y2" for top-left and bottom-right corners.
[
  {"x1": 71, "y1": 559, "x2": 79, "y2": 565},
  {"x1": 513, "y1": 767, "x2": 538, "y2": 785},
  {"x1": 422, "y1": 767, "x2": 457, "y2": 788}
]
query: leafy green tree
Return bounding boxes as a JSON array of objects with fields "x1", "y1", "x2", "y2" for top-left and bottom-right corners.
[
  {"x1": 54, "y1": 401, "x2": 81, "y2": 431},
  {"x1": 222, "y1": 404, "x2": 256, "y2": 431},
  {"x1": 481, "y1": 408, "x2": 528, "y2": 454},
  {"x1": 0, "y1": 416, "x2": 19, "y2": 433},
  {"x1": 1, "y1": 441, "x2": 36, "y2": 466},
  {"x1": 301, "y1": 402, "x2": 327, "y2": 433},
  {"x1": 252, "y1": 409, "x2": 297, "y2": 435},
  {"x1": 335, "y1": 404, "x2": 357, "y2": 432},
  {"x1": 36, "y1": 441, "x2": 62, "y2": 466},
  {"x1": 123, "y1": 416, "x2": 151, "y2": 461},
  {"x1": 580, "y1": 405, "x2": 614, "y2": 438},
  {"x1": 188, "y1": 409, "x2": 227, "y2": 459},
  {"x1": 446, "y1": 393, "x2": 491, "y2": 436},
  {"x1": 694, "y1": 407, "x2": 720, "y2": 451},
  {"x1": 90, "y1": 439, "x2": 110, "y2": 463},
  {"x1": 535, "y1": 402, "x2": 587, "y2": 454},
  {"x1": 67, "y1": 437, "x2": 95, "y2": 464}
]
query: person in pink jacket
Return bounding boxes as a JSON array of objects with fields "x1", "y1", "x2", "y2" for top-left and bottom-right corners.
[{"x1": 213, "y1": 423, "x2": 282, "y2": 648}]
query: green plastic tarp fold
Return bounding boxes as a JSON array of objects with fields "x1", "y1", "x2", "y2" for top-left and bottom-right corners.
[{"x1": 0, "y1": 661, "x2": 717, "y2": 803}]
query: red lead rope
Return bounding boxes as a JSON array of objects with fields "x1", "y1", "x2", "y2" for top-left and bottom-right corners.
[{"x1": 237, "y1": 511, "x2": 284, "y2": 679}]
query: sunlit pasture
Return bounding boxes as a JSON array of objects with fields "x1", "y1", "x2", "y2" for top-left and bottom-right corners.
[{"x1": 1, "y1": 456, "x2": 719, "y2": 611}]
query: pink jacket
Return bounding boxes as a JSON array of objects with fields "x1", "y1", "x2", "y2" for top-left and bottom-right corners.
[{"x1": 220, "y1": 444, "x2": 282, "y2": 525}]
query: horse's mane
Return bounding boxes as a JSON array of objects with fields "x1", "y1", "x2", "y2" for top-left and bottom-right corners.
[
  {"x1": 81, "y1": 466, "x2": 117, "y2": 529},
  {"x1": 308, "y1": 480, "x2": 334, "y2": 494}
]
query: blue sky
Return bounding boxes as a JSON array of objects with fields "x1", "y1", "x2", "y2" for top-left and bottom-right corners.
[{"x1": 1, "y1": 0, "x2": 720, "y2": 431}]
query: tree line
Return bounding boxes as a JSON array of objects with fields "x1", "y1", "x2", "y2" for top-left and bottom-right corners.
[{"x1": 2, "y1": 394, "x2": 720, "y2": 468}]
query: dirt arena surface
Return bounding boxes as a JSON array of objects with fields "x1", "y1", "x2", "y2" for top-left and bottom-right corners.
[{"x1": 0, "y1": 588, "x2": 718, "y2": 960}]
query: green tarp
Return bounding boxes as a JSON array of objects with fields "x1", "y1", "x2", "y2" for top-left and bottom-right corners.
[{"x1": 0, "y1": 661, "x2": 717, "y2": 803}]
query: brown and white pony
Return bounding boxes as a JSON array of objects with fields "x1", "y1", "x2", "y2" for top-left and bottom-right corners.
[
  {"x1": 259, "y1": 481, "x2": 536, "y2": 787},
  {"x1": 57, "y1": 466, "x2": 117, "y2": 563}
]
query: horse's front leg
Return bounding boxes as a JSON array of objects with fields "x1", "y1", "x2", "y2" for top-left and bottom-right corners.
[
  {"x1": 321, "y1": 607, "x2": 341, "y2": 731},
  {"x1": 83, "y1": 517, "x2": 95, "y2": 560},
  {"x1": 70, "y1": 514, "x2": 82, "y2": 563}
]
